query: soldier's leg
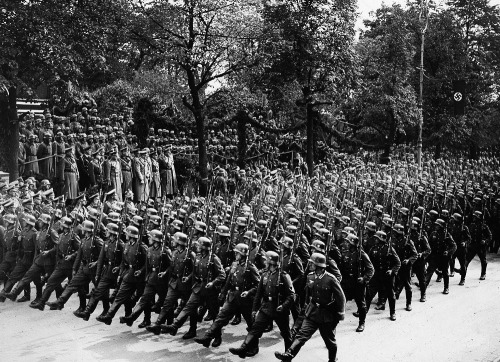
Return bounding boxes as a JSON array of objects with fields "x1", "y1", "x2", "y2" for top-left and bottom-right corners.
[
  {"x1": 402, "y1": 265, "x2": 413, "y2": 308},
  {"x1": 274, "y1": 312, "x2": 293, "y2": 349},
  {"x1": 364, "y1": 274, "x2": 380, "y2": 313},
  {"x1": 173, "y1": 292, "x2": 202, "y2": 329},
  {"x1": 440, "y1": 257, "x2": 450, "y2": 292},
  {"x1": 425, "y1": 257, "x2": 437, "y2": 286},
  {"x1": 478, "y1": 245, "x2": 488, "y2": 278},
  {"x1": 354, "y1": 283, "x2": 368, "y2": 326},
  {"x1": 54, "y1": 270, "x2": 88, "y2": 307},
  {"x1": 6, "y1": 263, "x2": 43, "y2": 299},
  {"x1": 107, "y1": 280, "x2": 135, "y2": 318},
  {"x1": 318, "y1": 321, "x2": 339, "y2": 362},
  {"x1": 155, "y1": 286, "x2": 180, "y2": 325},
  {"x1": 34, "y1": 268, "x2": 72, "y2": 308},
  {"x1": 385, "y1": 274, "x2": 397, "y2": 316},
  {"x1": 291, "y1": 318, "x2": 317, "y2": 358},
  {"x1": 413, "y1": 260, "x2": 427, "y2": 300},
  {"x1": 5, "y1": 262, "x2": 30, "y2": 292},
  {"x1": 0, "y1": 260, "x2": 14, "y2": 284},
  {"x1": 465, "y1": 245, "x2": 478, "y2": 266},
  {"x1": 206, "y1": 300, "x2": 238, "y2": 337},
  {"x1": 240, "y1": 297, "x2": 255, "y2": 328}
]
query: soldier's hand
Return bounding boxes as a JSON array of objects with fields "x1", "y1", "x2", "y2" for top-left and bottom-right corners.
[
  {"x1": 251, "y1": 311, "x2": 257, "y2": 321},
  {"x1": 241, "y1": 291, "x2": 249, "y2": 298},
  {"x1": 386, "y1": 270, "x2": 392, "y2": 276},
  {"x1": 182, "y1": 277, "x2": 189, "y2": 283},
  {"x1": 41, "y1": 251, "x2": 48, "y2": 256},
  {"x1": 65, "y1": 256, "x2": 71, "y2": 261},
  {"x1": 461, "y1": 242, "x2": 465, "y2": 247},
  {"x1": 418, "y1": 253, "x2": 422, "y2": 258},
  {"x1": 89, "y1": 262, "x2": 97, "y2": 268},
  {"x1": 276, "y1": 305, "x2": 283, "y2": 313},
  {"x1": 112, "y1": 267, "x2": 119, "y2": 273},
  {"x1": 402, "y1": 259, "x2": 408, "y2": 264},
  {"x1": 134, "y1": 270, "x2": 142, "y2": 277},
  {"x1": 357, "y1": 277, "x2": 364, "y2": 284},
  {"x1": 158, "y1": 272, "x2": 166, "y2": 278},
  {"x1": 206, "y1": 282, "x2": 213, "y2": 289}
]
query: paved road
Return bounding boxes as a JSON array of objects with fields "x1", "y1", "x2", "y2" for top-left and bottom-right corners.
[{"x1": 2, "y1": 253, "x2": 500, "y2": 362}]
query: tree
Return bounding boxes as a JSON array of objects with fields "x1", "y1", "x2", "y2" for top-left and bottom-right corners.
[
  {"x1": 129, "y1": 0, "x2": 264, "y2": 194},
  {"x1": 346, "y1": 4, "x2": 420, "y2": 162}
]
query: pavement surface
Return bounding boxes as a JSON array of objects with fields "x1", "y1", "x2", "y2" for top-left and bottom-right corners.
[{"x1": 2, "y1": 253, "x2": 500, "y2": 362}]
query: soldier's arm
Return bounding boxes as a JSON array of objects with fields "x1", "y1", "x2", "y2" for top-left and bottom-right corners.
[
  {"x1": 390, "y1": 247, "x2": 401, "y2": 274},
  {"x1": 211, "y1": 255, "x2": 226, "y2": 287},
  {"x1": 463, "y1": 226, "x2": 471, "y2": 246},
  {"x1": 291, "y1": 255, "x2": 305, "y2": 284},
  {"x1": 138, "y1": 244, "x2": 148, "y2": 276},
  {"x1": 361, "y1": 250, "x2": 374, "y2": 282},
  {"x1": 484, "y1": 225, "x2": 492, "y2": 244},
  {"x1": 328, "y1": 259, "x2": 343, "y2": 283},
  {"x1": 244, "y1": 263, "x2": 261, "y2": 297},
  {"x1": 95, "y1": 242, "x2": 106, "y2": 277},
  {"x1": 421, "y1": 236, "x2": 431, "y2": 258},
  {"x1": 160, "y1": 248, "x2": 173, "y2": 273},
  {"x1": 73, "y1": 246, "x2": 83, "y2": 272},
  {"x1": 280, "y1": 272, "x2": 296, "y2": 310},
  {"x1": 329, "y1": 275, "x2": 346, "y2": 321},
  {"x1": 251, "y1": 276, "x2": 264, "y2": 313},
  {"x1": 406, "y1": 240, "x2": 418, "y2": 264},
  {"x1": 220, "y1": 263, "x2": 233, "y2": 297}
]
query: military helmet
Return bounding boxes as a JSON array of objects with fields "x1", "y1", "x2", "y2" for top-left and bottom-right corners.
[
  {"x1": 126, "y1": 225, "x2": 140, "y2": 239},
  {"x1": 149, "y1": 215, "x2": 161, "y2": 226},
  {"x1": 365, "y1": 221, "x2": 377, "y2": 232},
  {"x1": 236, "y1": 216, "x2": 247, "y2": 227},
  {"x1": 473, "y1": 210, "x2": 482, "y2": 218},
  {"x1": 288, "y1": 217, "x2": 299, "y2": 227},
  {"x1": 311, "y1": 240, "x2": 326, "y2": 253},
  {"x1": 375, "y1": 230, "x2": 387, "y2": 240},
  {"x1": 4, "y1": 214, "x2": 16, "y2": 224},
  {"x1": 106, "y1": 222, "x2": 119, "y2": 236},
  {"x1": 172, "y1": 219, "x2": 183, "y2": 231},
  {"x1": 316, "y1": 212, "x2": 326, "y2": 223},
  {"x1": 194, "y1": 221, "x2": 207, "y2": 233},
  {"x1": 82, "y1": 220, "x2": 94, "y2": 233},
  {"x1": 198, "y1": 236, "x2": 211, "y2": 250},
  {"x1": 107, "y1": 212, "x2": 120, "y2": 223},
  {"x1": 281, "y1": 236, "x2": 294, "y2": 249},
  {"x1": 340, "y1": 215, "x2": 351, "y2": 225},
  {"x1": 24, "y1": 214, "x2": 36, "y2": 227},
  {"x1": 88, "y1": 207, "x2": 100, "y2": 221},
  {"x1": 39, "y1": 214, "x2": 51, "y2": 225},
  {"x1": 452, "y1": 213, "x2": 462, "y2": 222},
  {"x1": 266, "y1": 250, "x2": 279, "y2": 265},
  {"x1": 61, "y1": 216, "x2": 72, "y2": 229},
  {"x1": 150, "y1": 229, "x2": 163, "y2": 242},
  {"x1": 173, "y1": 232, "x2": 188, "y2": 246},
  {"x1": 312, "y1": 221, "x2": 324, "y2": 231},
  {"x1": 216, "y1": 225, "x2": 230, "y2": 237},
  {"x1": 347, "y1": 234, "x2": 359, "y2": 246},
  {"x1": 234, "y1": 243, "x2": 249, "y2": 256},
  {"x1": 393, "y1": 224, "x2": 405, "y2": 235},
  {"x1": 435, "y1": 218, "x2": 446, "y2": 228},
  {"x1": 131, "y1": 215, "x2": 143, "y2": 227},
  {"x1": 309, "y1": 252, "x2": 327, "y2": 268},
  {"x1": 256, "y1": 220, "x2": 267, "y2": 229},
  {"x1": 285, "y1": 225, "x2": 297, "y2": 236}
]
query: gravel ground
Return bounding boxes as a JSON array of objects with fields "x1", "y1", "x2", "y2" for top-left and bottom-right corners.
[{"x1": 2, "y1": 253, "x2": 499, "y2": 362}]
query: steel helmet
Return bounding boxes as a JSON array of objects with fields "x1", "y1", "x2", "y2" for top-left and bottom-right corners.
[
  {"x1": 106, "y1": 222, "x2": 120, "y2": 236},
  {"x1": 173, "y1": 232, "x2": 188, "y2": 246},
  {"x1": 172, "y1": 219, "x2": 183, "y2": 231},
  {"x1": 375, "y1": 230, "x2": 387, "y2": 240},
  {"x1": 107, "y1": 212, "x2": 120, "y2": 223},
  {"x1": 216, "y1": 225, "x2": 230, "y2": 237},
  {"x1": 82, "y1": 220, "x2": 94, "y2": 233},
  {"x1": 365, "y1": 221, "x2": 377, "y2": 232},
  {"x1": 149, "y1": 215, "x2": 161, "y2": 227},
  {"x1": 131, "y1": 215, "x2": 144, "y2": 227},
  {"x1": 311, "y1": 240, "x2": 326, "y2": 253},
  {"x1": 88, "y1": 207, "x2": 100, "y2": 221},
  {"x1": 288, "y1": 217, "x2": 299, "y2": 227},
  {"x1": 281, "y1": 236, "x2": 294, "y2": 249},
  {"x1": 234, "y1": 243, "x2": 249, "y2": 256},
  {"x1": 285, "y1": 225, "x2": 297, "y2": 236},
  {"x1": 393, "y1": 224, "x2": 405, "y2": 235},
  {"x1": 61, "y1": 216, "x2": 72, "y2": 229},
  {"x1": 309, "y1": 252, "x2": 327, "y2": 268},
  {"x1": 39, "y1": 214, "x2": 51, "y2": 225},
  {"x1": 266, "y1": 250, "x2": 279, "y2": 265},
  {"x1": 194, "y1": 221, "x2": 207, "y2": 233},
  {"x1": 243, "y1": 230, "x2": 257, "y2": 240},
  {"x1": 24, "y1": 214, "x2": 36, "y2": 227},
  {"x1": 4, "y1": 214, "x2": 16, "y2": 224},
  {"x1": 236, "y1": 216, "x2": 247, "y2": 227},
  {"x1": 347, "y1": 234, "x2": 359, "y2": 245},
  {"x1": 150, "y1": 229, "x2": 163, "y2": 242},
  {"x1": 126, "y1": 225, "x2": 140, "y2": 239},
  {"x1": 198, "y1": 236, "x2": 211, "y2": 250}
]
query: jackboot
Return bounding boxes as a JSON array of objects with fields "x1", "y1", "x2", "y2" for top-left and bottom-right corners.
[
  {"x1": 231, "y1": 314, "x2": 242, "y2": 325},
  {"x1": 138, "y1": 309, "x2": 151, "y2": 328},
  {"x1": 78, "y1": 299, "x2": 98, "y2": 321},
  {"x1": 194, "y1": 334, "x2": 214, "y2": 348},
  {"x1": 97, "y1": 304, "x2": 118, "y2": 325},
  {"x1": 229, "y1": 334, "x2": 255, "y2": 358},
  {"x1": 275, "y1": 340, "x2": 302, "y2": 362},
  {"x1": 120, "y1": 304, "x2": 145, "y2": 327},
  {"x1": 4, "y1": 286, "x2": 21, "y2": 302},
  {"x1": 182, "y1": 316, "x2": 198, "y2": 339}
]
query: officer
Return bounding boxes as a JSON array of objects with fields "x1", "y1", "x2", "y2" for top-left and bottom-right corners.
[
  {"x1": 339, "y1": 234, "x2": 374, "y2": 332},
  {"x1": 146, "y1": 231, "x2": 194, "y2": 332},
  {"x1": 449, "y1": 213, "x2": 470, "y2": 285},
  {"x1": 275, "y1": 253, "x2": 346, "y2": 362},
  {"x1": 4, "y1": 214, "x2": 58, "y2": 303},
  {"x1": 466, "y1": 211, "x2": 491, "y2": 280},
  {"x1": 161, "y1": 236, "x2": 226, "y2": 339},
  {"x1": 76, "y1": 222, "x2": 124, "y2": 321},
  {"x1": 46, "y1": 220, "x2": 102, "y2": 313},
  {"x1": 97, "y1": 225, "x2": 147, "y2": 324},
  {"x1": 194, "y1": 243, "x2": 260, "y2": 348},
  {"x1": 425, "y1": 219, "x2": 457, "y2": 295},
  {"x1": 120, "y1": 229, "x2": 171, "y2": 328},
  {"x1": 30, "y1": 216, "x2": 80, "y2": 310},
  {"x1": 230, "y1": 250, "x2": 295, "y2": 358},
  {"x1": 393, "y1": 224, "x2": 417, "y2": 311},
  {"x1": 365, "y1": 230, "x2": 401, "y2": 321}
]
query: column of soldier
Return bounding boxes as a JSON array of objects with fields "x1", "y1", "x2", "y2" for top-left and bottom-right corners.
[{"x1": 0, "y1": 156, "x2": 498, "y2": 362}]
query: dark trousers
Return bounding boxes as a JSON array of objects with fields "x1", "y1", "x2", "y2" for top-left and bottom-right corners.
[
  {"x1": 450, "y1": 246, "x2": 467, "y2": 279},
  {"x1": 425, "y1": 255, "x2": 449, "y2": 289},
  {"x1": 295, "y1": 318, "x2": 339, "y2": 362},
  {"x1": 58, "y1": 267, "x2": 94, "y2": 308},
  {"x1": 156, "y1": 286, "x2": 190, "y2": 324},
  {"x1": 40, "y1": 267, "x2": 73, "y2": 304},
  {"x1": 413, "y1": 258, "x2": 427, "y2": 297},
  {"x1": 466, "y1": 244, "x2": 488, "y2": 275},
  {"x1": 173, "y1": 291, "x2": 204, "y2": 329},
  {"x1": 0, "y1": 259, "x2": 16, "y2": 282},
  {"x1": 395, "y1": 263, "x2": 413, "y2": 304},
  {"x1": 341, "y1": 278, "x2": 367, "y2": 323},
  {"x1": 11, "y1": 263, "x2": 57, "y2": 298},
  {"x1": 109, "y1": 279, "x2": 146, "y2": 317},
  {"x1": 366, "y1": 271, "x2": 396, "y2": 313},
  {"x1": 206, "y1": 297, "x2": 254, "y2": 338},
  {"x1": 249, "y1": 310, "x2": 292, "y2": 349}
]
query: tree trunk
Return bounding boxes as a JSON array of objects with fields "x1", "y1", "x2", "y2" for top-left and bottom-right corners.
[
  {"x1": 236, "y1": 111, "x2": 247, "y2": 169},
  {"x1": 306, "y1": 102, "x2": 314, "y2": 177},
  {"x1": 0, "y1": 86, "x2": 19, "y2": 181},
  {"x1": 434, "y1": 143, "x2": 442, "y2": 159}
]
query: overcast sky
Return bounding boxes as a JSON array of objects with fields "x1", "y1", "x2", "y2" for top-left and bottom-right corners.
[{"x1": 357, "y1": 0, "x2": 500, "y2": 30}]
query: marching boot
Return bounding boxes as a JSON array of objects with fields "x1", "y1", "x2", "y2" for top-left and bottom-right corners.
[
  {"x1": 138, "y1": 309, "x2": 151, "y2": 328},
  {"x1": 231, "y1": 313, "x2": 242, "y2": 325},
  {"x1": 389, "y1": 299, "x2": 396, "y2": 321},
  {"x1": 4, "y1": 286, "x2": 21, "y2": 302},
  {"x1": 275, "y1": 340, "x2": 303, "y2": 362},
  {"x1": 459, "y1": 277, "x2": 465, "y2": 286},
  {"x1": 264, "y1": 321, "x2": 274, "y2": 333},
  {"x1": 405, "y1": 289, "x2": 412, "y2": 311},
  {"x1": 182, "y1": 316, "x2": 198, "y2": 339},
  {"x1": 420, "y1": 292, "x2": 426, "y2": 302},
  {"x1": 99, "y1": 299, "x2": 110, "y2": 318},
  {"x1": 109, "y1": 288, "x2": 118, "y2": 304},
  {"x1": 356, "y1": 322, "x2": 365, "y2": 332},
  {"x1": 212, "y1": 332, "x2": 222, "y2": 347},
  {"x1": 55, "y1": 285, "x2": 64, "y2": 299},
  {"x1": 97, "y1": 304, "x2": 118, "y2": 325},
  {"x1": 73, "y1": 294, "x2": 87, "y2": 316},
  {"x1": 120, "y1": 304, "x2": 145, "y2": 327},
  {"x1": 78, "y1": 299, "x2": 98, "y2": 321},
  {"x1": 229, "y1": 334, "x2": 255, "y2": 358},
  {"x1": 146, "y1": 308, "x2": 168, "y2": 335},
  {"x1": 480, "y1": 263, "x2": 487, "y2": 280},
  {"x1": 162, "y1": 323, "x2": 179, "y2": 336},
  {"x1": 17, "y1": 292, "x2": 30, "y2": 303},
  {"x1": 245, "y1": 336, "x2": 259, "y2": 357},
  {"x1": 194, "y1": 333, "x2": 214, "y2": 348}
]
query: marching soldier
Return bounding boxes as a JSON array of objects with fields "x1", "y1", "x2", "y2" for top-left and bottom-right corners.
[
  {"x1": 393, "y1": 224, "x2": 417, "y2": 311},
  {"x1": 194, "y1": 243, "x2": 260, "y2": 348},
  {"x1": 410, "y1": 220, "x2": 431, "y2": 302},
  {"x1": 340, "y1": 234, "x2": 374, "y2": 332},
  {"x1": 275, "y1": 253, "x2": 346, "y2": 362},
  {"x1": 0, "y1": 214, "x2": 21, "y2": 302},
  {"x1": 449, "y1": 213, "x2": 471, "y2": 285},
  {"x1": 230, "y1": 250, "x2": 295, "y2": 358},
  {"x1": 466, "y1": 211, "x2": 491, "y2": 280}
]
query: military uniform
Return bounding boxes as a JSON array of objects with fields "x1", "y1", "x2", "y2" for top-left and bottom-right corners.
[
  {"x1": 467, "y1": 220, "x2": 491, "y2": 278},
  {"x1": 410, "y1": 230, "x2": 431, "y2": 300},
  {"x1": 425, "y1": 229, "x2": 457, "y2": 292},
  {"x1": 393, "y1": 235, "x2": 418, "y2": 306}
]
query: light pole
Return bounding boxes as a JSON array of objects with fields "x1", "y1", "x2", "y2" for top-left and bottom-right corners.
[{"x1": 417, "y1": 0, "x2": 430, "y2": 174}]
